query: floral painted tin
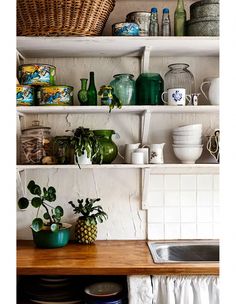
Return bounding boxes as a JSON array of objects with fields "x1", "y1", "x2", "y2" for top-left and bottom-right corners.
[
  {"x1": 18, "y1": 64, "x2": 56, "y2": 86},
  {"x1": 112, "y1": 22, "x2": 140, "y2": 36},
  {"x1": 16, "y1": 85, "x2": 35, "y2": 106},
  {"x1": 38, "y1": 85, "x2": 74, "y2": 106}
]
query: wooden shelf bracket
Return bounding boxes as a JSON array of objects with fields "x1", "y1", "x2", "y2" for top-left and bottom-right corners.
[
  {"x1": 141, "y1": 168, "x2": 150, "y2": 210},
  {"x1": 141, "y1": 46, "x2": 151, "y2": 73}
]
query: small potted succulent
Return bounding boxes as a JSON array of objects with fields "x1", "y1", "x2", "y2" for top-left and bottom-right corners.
[
  {"x1": 18, "y1": 180, "x2": 71, "y2": 248},
  {"x1": 98, "y1": 85, "x2": 122, "y2": 113},
  {"x1": 69, "y1": 127, "x2": 103, "y2": 166},
  {"x1": 68, "y1": 198, "x2": 108, "y2": 244}
]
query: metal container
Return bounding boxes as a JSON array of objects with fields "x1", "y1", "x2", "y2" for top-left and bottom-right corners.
[
  {"x1": 126, "y1": 11, "x2": 151, "y2": 36},
  {"x1": 16, "y1": 85, "x2": 35, "y2": 106},
  {"x1": 190, "y1": 0, "x2": 219, "y2": 19},
  {"x1": 112, "y1": 22, "x2": 139, "y2": 36},
  {"x1": 37, "y1": 85, "x2": 74, "y2": 106},
  {"x1": 20, "y1": 120, "x2": 53, "y2": 164},
  {"x1": 18, "y1": 64, "x2": 56, "y2": 86},
  {"x1": 187, "y1": 17, "x2": 219, "y2": 36}
]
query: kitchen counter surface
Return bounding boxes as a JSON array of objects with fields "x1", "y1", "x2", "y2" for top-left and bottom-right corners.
[{"x1": 17, "y1": 240, "x2": 219, "y2": 276}]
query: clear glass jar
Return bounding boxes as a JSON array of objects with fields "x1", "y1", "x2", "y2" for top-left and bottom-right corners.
[
  {"x1": 164, "y1": 63, "x2": 195, "y2": 95},
  {"x1": 110, "y1": 74, "x2": 136, "y2": 105},
  {"x1": 53, "y1": 136, "x2": 73, "y2": 164},
  {"x1": 20, "y1": 120, "x2": 52, "y2": 164}
]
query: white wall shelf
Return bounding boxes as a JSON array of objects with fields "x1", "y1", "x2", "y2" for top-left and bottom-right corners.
[
  {"x1": 16, "y1": 163, "x2": 219, "y2": 173},
  {"x1": 17, "y1": 36, "x2": 219, "y2": 58},
  {"x1": 16, "y1": 105, "x2": 219, "y2": 116}
]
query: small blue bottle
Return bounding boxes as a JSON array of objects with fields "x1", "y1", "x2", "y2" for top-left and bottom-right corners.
[
  {"x1": 149, "y1": 7, "x2": 159, "y2": 36},
  {"x1": 161, "y1": 8, "x2": 171, "y2": 36}
]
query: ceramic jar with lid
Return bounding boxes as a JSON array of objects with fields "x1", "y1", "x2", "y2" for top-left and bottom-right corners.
[
  {"x1": 20, "y1": 120, "x2": 54, "y2": 164},
  {"x1": 164, "y1": 63, "x2": 195, "y2": 95},
  {"x1": 110, "y1": 74, "x2": 136, "y2": 105}
]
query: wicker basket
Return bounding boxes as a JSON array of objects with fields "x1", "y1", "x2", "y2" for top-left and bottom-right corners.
[{"x1": 17, "y1": 0, "x2": 116, "y2": 36}]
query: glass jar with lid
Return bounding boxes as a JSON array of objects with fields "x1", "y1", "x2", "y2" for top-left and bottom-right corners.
[
  {"x1": 20, "y1": 120, "x2": 53, "y2": 164},
  {"x1": 164, "y1": 63, "x2": 195, "y2": 95}
]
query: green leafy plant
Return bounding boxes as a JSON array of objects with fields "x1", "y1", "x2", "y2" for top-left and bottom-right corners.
[
  {"x1": 18, "y1": 180, "x2": 64, "y2": 232},
  {"x1": 69, "y1": 127, "x2": 103, "y2": 165},
  {"x1": 68, "y1": 198, "x2": 108, "y2": 225},
  {"x1": 98, "y1": 85, "x2": 122, "y2": 113}
]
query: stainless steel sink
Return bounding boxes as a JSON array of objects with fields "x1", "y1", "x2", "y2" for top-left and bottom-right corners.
[{"x1": 147, "y1": 240, "x2": 219, "y2": 263}]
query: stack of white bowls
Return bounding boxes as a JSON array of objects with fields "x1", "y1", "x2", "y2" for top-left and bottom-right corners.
[{"x1": 172, "y1": 124, "x2": 203, "y2": 164}]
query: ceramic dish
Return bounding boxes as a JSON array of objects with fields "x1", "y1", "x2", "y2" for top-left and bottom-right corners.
[
  {"x1": 30, "y1": 300, "x2": 82, "y2": 304},
  {"x1": 84, "y1": 282, "x2": 122, "y2": 298}
]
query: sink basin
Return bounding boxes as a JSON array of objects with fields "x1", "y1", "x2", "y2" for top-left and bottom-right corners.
[{"x1": 147, "y1": 240, "x2": 219, "y2": 263}]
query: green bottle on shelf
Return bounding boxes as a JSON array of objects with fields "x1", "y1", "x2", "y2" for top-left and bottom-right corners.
[
  {"x1": 87, "y1": 71, "x2": 97, "y2": 105},
  {"x1": 174, "y1": 0, "x2": 186, "y2": 36}
]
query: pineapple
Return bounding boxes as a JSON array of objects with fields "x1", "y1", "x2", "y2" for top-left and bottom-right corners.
[{"x1": 68, "y1": 198, "x2": 108, "y2": 244}]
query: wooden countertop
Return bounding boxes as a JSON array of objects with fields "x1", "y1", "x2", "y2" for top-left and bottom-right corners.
[{"x1": 17, "y1": 240, "x2": 219, "y2": 276}]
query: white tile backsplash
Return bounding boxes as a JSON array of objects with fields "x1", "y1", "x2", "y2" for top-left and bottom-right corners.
[
  {"x1": 164, "y1": 175, "x2": 180, "y2": 190},
  {"x1": 147, "y1": 174, "x2": 219, "y2": 240},
  {"x1": 180, "y1": 175, "x2": 197, "y2": 190},
  {"x1": 197, "y1": 175, "x2": 213, "y2": 190},
  {"x1": 197, "y1": 191, "x2": 213, "y2": 206}
]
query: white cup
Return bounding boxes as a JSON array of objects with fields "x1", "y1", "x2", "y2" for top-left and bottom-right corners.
[
  {"x1": 161, "y1": 88, "x2": 191, "y2": 106},
  {"x1": 122, "y1": 143, "x2": 141, "y2": 164},
  {"x1": 131, "y1": 151, "x2": 144, "y2": 164},
  {"x1": 134, "y1": 148, "x2": 149, "y2": 164}
]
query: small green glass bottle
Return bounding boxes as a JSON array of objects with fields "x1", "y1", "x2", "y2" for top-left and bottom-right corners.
[
  {"x1": 78, "y1": 78, "x2": 88, "y2": 105},
  {"x1": 87, "y1": 71, "x2": 97, "y2": 105},
  {"x1": 174, "y1": 0, "x2": 186, "y2": 36}
]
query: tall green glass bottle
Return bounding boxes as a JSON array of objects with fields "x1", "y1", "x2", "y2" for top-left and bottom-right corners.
[
  {"x1": 87, "y1": 71, "x2": 97, "y2": 105},
  {"x1": 174, "y1": 0, "x2": 186, "y2": 36}
]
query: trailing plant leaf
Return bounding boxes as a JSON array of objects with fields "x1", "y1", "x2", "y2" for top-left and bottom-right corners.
[
  {"x1": 18, "y1": 197, "x2": 29, "y2": 209},
  {"x1": 43, "y1": 212, "x2": 50, "y2": 220},
  {"x1": 27, "y1": 180, "x2": 41, "y2": 196},
  {"x1": 32, "y1": 218, "x2": 43, "y2": 232},
  {"x1": 31, "y1": 197, "x2": 42, "y2": 208},
  {"x1": 55, "y1": 206, "x2": 64, "y2": 217},
  {"x1": 50, "y1": 223, "x2": 59, "y2": 232}
]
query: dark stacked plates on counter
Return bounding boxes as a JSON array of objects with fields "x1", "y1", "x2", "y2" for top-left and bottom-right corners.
[{"x1": 18, "y1": 276, "x2": 84, "y2": 303}]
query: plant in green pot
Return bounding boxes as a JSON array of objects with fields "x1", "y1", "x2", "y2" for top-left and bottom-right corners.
[
  {"x1": 18, "y1": 180, "x2": 71, "y2": 248},
  {"x1": 69, "y1": 127, "x2": 103, "y2": 166},
  {"x1": 68, "y1": 198, "x2": 108, "y2": 244}
]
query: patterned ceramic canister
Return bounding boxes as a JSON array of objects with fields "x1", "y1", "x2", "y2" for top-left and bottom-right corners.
[
  {"x1": 112, "y1": 22, "x2": 140, "y2": 36},
  {"x1": 126, "y1": 11, "x2": 151, "y2": 36},
  {"x1": 18, "y1": 64, "x2": 56, "y2": 86},
  {"x1": 16, "y1": 85, "x2": 35, "y2": 106},
  {"x1": 38, "y1": 85, "x2": 74, "y2": 106}
]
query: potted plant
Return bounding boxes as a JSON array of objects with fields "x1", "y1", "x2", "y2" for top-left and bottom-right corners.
[
  {"x1": 68, "y1": 198, "x2": 108, "y2": 244},
  {"x1": 18, "y1": 180, "x2": 71, "y2": 248},
  {"x1": 69, "y1": 127, "x2": 103, "y2": 166}
]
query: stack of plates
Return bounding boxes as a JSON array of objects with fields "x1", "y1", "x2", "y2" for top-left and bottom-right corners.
[
  {"x1": 84, "y1": 281, "x2": 125, "y2": 304},
  {"x1": 172, "y1": 124, "x2": 203, "y2": 164}
]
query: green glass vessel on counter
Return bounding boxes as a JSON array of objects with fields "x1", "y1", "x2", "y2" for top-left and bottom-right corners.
[
  {"x1": 174, "y1": 0, "x2": 186, "y2": 36},
  {"x1": 92, "y1": 130, "x2": 118, "y2": 164},
  {"x1": 78, "y1": 78, "x2": 88, "y2": 105},
  {"x1": 87, "y1": 72, "x2": 97, "y2": 105},
  {"x1": 110, "y1": 74, "x2": 136, "y2": 105},
  {"x1": 136, "y1": 73, "x2": 164, "y2": 105}
]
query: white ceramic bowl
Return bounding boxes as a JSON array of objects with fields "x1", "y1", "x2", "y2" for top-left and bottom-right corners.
[
  {"x1": 173, "y1": 124, "x2": 202, "y2": 132},
  {"x1": 172, "y1": 145, "x2": 203, "y2": 164},
  {"x1": 172, "y1": 130, "x2": 202, "y2": 136},
  {"x1": 172, "y1": 135, "x2": 202, "y2": 143},
  {"x1": 173, "y1": 138, "x2": 202, "y2": 145}
]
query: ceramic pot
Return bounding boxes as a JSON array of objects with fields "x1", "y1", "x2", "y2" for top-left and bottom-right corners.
[
  {"x1": 200, "y1": 77, "x2": 219, "y2": 105},
  {"x1": 93, "y1": 130, "x2": 118, "y2": 164},
  {"x1": 74, "y1": 150, "x2": 92, "y2": 165},
  {"x1": 31, "y1": 223, "x2": 71, "y2": 248}
]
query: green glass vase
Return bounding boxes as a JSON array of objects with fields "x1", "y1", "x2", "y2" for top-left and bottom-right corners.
[
  {"x1": 110, "y1": 74, "x2": 136, "y2": 105},
  {"x1": 136, "y1": 73, "x2": 164, "y2": 105},
  {"x1": 78, "y1": 78, "x2": 88, "y2": 105},
  {"x1": 174, "y1": 0, "x2": 186, "y2": 36},
  {"x1": 92, "y1": 130, "x2": 118, "y2": 164}
]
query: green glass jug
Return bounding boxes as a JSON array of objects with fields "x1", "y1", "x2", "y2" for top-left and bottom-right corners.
[
  {"x1": 93, "y1": 130, "x2": 118, "y2": 164},
  {"x1": 136, "y1": 73, "x2": 164, "y2": 105}
]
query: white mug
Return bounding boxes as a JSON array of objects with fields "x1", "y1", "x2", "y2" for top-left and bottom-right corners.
[
  {"x1": 149, "y1": 143, "x2": 165, "y2": 164},
  {"x1": 134, "y1": 148, "x2": 149, "y2": 164},
  {"x1": 131, "y1": 151, "x2": 144, "y2": 164},
  {"x1": 161, "y1": 88, "x2": 191, "y2": 106},
  {"x1": 123, "y1": 143, "x2": 141, "y2": 164}
]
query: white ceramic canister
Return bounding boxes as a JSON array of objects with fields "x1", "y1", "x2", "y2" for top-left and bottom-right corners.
[
  {"x1": 134, "y1": 148, "x2": 149, "y2": 164},
  {"x1": 200, "y1": 77, "x2": 219, "y2": 105},
  {"x1": 149, "y1": 143, "x2": 165, "y2": 164},
  {"x1": 131, "y1": 151, "x2": 144, "y2": 164}
]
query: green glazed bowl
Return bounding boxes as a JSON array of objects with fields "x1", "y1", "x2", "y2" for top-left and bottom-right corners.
[{"x1": 31, "y1": 223, "x2": 71, "y2": 248}]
